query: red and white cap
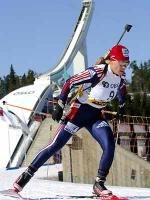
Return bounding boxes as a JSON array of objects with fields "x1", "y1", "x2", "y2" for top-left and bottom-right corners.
[{"x1": 110, "y1": 45, "x2": 129, "y2": 61}]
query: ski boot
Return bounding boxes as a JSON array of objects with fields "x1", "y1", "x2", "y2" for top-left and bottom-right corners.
[
  {"x1": 13, "y1": 165, "x2": 37, "y2": 193},
  {"x1": 93, "y1": 177, "x2": 112, "y2": 198}
]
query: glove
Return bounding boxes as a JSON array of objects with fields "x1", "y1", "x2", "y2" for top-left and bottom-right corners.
[
  {"x1": 116, "y1": 105, "x2": 125, "y2": 121},
  {"x1": 52, "y1": 100, "x2": 65, "y2": 122}
]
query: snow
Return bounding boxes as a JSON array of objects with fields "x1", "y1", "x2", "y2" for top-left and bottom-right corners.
[{"x1": 0, "y1": 164, "x2": 150, "y2": 199}]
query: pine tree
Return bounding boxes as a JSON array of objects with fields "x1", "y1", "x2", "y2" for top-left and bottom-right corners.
[
  {"x1": 6, "y1": 64, "x2": 20, "y2": 93},
  {"x1": 21, "y1": 73, "x2": 27, "y2": 86},
  {"x1": 26, "y1": 70, "x2": 35, "y2": 85}
]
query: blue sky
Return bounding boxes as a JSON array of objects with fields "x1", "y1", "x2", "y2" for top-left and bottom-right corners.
[{"x1": 0, "y1": 0, "x2": 149, "y2": 81}]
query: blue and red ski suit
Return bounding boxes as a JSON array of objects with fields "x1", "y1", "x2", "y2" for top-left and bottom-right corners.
[{"x1": 31, "y1": 64, "x2": 126, "y2": 179}]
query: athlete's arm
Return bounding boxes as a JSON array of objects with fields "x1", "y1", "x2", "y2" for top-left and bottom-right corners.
[{"x1": 59, "y1": 66, "x2": 104, "y2": 104}]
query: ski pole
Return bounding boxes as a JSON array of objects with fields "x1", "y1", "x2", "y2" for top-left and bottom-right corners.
[
  {"x1": 104, "y1": 24, "x2": 132, "y2": 60},
  {"x1": 116, "y1": 24, "x2": 132, "y2": 45},
  {"x1": 102, "y1": 110, "x2": 117, "y2": 116},
  {"x1": 96, "y1": 24, "x2": 132, "y2": 64}
]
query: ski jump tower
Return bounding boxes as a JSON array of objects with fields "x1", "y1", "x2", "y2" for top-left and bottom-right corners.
[
  {"x1": 0, "y1": 0, "x2": 94, "y2": 168},
  {"x1": 40, "y1": 0, "x2": 94, "y2": 82}
]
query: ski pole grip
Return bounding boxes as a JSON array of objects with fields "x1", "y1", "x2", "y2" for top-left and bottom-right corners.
[{"x1": 125, "y1": 24, "x2": 132, "y2": 32}]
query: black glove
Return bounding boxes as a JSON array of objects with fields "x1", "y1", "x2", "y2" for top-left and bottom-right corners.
[
  {"x1": 116, "y1": 105, "x2": 125, "y2": 121},
  {"x1": 52, "y1": 100, "x2": 64, "y2": 122}
]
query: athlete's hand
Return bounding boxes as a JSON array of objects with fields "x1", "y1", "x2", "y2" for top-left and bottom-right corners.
[{"x1": 52, "y1": 100, "x2": 65, "y2": 122}]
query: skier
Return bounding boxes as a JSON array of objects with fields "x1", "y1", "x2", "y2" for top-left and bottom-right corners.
[{"x1": 12, "y1": 44, "x2": 130, "y2": 197}]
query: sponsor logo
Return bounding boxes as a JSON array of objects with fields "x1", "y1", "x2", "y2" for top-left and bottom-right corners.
[
  {"x1": 102, "y1": 81, "x2": 119, "y2": 89},
  {"x1": 64, "y1": 122, "x2": 79, "y2": 134},
  {"x1": 122, "y1": 48, "x2": 129, "y2": 57},
  {"x1": 102, "y1": 81, "x2": 109, "y2": 88},
  {"x1": 13, "y1": 91, "x2": 35, "y2": 95},
  {"x1": 110, "y1": 83, "x2": 119, "y2": 88},
  {"x1": 96, "y1": 121, "x2": 109, "y2": 128}
]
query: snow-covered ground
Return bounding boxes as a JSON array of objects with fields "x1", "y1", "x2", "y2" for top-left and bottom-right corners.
[{"x1": 0, "y1": 164, "x2": 150, "y2": 200}]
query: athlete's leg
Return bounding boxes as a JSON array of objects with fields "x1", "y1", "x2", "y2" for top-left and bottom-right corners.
[
  {"x1": 13, "y1": 123, "x2": 77, "y2": 192},
  {"x1": 86, "y1": 120, "x2": 115, "y2": 174},
  {"x1": 31, "y1": 124, "x2": 72, "y2": 169},
  {"x1": 13, "y1": 99, "x2": 84, "y2": 193},
  {"x1": 86, "y1": 120, "x2": 115, "y2": 195}
]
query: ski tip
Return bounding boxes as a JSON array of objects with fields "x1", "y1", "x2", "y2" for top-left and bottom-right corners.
[
  {"x1": 110, "y1": 197, "x2": 129, "y2": 200},
  {"x1": 92, "y1": 193, "x2": 129, "y2": 200},
  {"x1": 0, "y1": 188, "x2": 23, "y2": 199}
]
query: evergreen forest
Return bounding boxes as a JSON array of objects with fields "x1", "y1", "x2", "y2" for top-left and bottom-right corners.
[{"x1": 0, "y1": 61, "x2": 150, "y2": 117}]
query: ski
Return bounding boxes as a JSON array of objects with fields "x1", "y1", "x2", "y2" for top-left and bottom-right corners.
[
  {"x1": 98, "y1": 195, "x2": 129, "y2": 200},
  {"x1": 55, "y1": 194, "x2": 96, "y2": 199},
  {"x1": 55, "y1": 194, "x2": 129, "y2": 199},
  {"x1": 93, "y1": 194, "x2": 128, "y2": 200},
  {"x1": 0, "y1": 190, "x2": 129, "y2": 200},
  {"x1": 92, "y1": 191, "x2": 129, "y2": 200},
  {"x1": 0, "y1": 189, "x2": 38, "y2": 200},
  {"x1": 0, "y1": 189, "x2": 23, "y2": 199}
]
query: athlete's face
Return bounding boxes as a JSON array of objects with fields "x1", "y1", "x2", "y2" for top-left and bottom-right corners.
[{"x1": 110, "y1": 60, "x2": 130, "y2": 76}]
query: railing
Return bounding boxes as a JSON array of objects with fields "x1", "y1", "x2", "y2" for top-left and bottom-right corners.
[{"x1": 109, "y1": 116, "x2": 150, "y2": 162}]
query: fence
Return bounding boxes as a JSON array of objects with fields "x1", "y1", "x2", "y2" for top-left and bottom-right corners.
[
  {"x1": 61, "y1": 115, "x2": 150, "y2": 187},
  {"x1": 112, "y1": 115, "x2": 150, "y2": 161}
]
